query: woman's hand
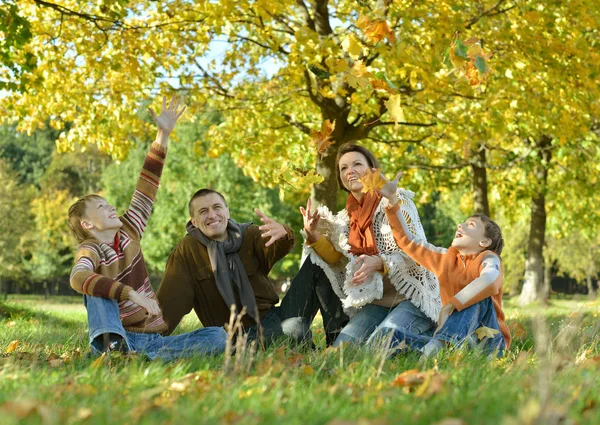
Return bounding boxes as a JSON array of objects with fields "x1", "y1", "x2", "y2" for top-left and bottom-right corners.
[
  {"x1": 377, "y1": 170, "x2": 403, "y2": 205},
  {"x1": 300, "y1": 198, "x2": 321, "y2": 243},
  {"x1": 351, "y1": 255, "x2": 384, "y2": 285}
]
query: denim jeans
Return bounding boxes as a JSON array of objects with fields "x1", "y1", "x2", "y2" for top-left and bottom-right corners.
[
  {"x1": 274, "y1": 257, "x2": 349, "y2": 346},
  {"x1": 333, "y1": 299, "x2": 435, "y2": 347},
  {"x1": 246, "y1": 304, "x2": 315, "y2": 348},
  {"x1": 389, "y1": 297, "x2": 505, "y2": 357},
  {"x1": 84, "y1": 295, "x2": 227, "y2": 360}
]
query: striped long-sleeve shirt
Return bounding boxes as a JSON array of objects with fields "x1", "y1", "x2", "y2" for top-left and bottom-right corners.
[
  {"x1": 385, "y1": 203, "x2": 511, "y2": 349},
  {"x1": 69, "y1": 142, "x2": 168, "y2": 334}
]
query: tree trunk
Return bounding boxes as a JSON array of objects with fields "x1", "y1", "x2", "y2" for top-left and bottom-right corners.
[
  {"x1": 519, "y1": 136, "x2": 552, "y2": 305},
  {"x1": 312, "y1": 144, "x2": 339, "y2": 210},
  {"x1": 542, "y1": 258, "x2": 552, "y2": 302},
  {"x1": 470, "y1": 147, "x2": 490, "y2": 216},
  {"x1": 587, "y1": 274, "x2": 597, "y2": 298}
]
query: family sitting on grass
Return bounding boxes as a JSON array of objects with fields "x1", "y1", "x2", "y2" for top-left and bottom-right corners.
[{"x1": 67, "y1": 96, "x2": 510, "y2": 361}]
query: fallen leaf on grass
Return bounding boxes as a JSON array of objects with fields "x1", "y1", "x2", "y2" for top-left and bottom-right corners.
[
  {"x1": 302, "y1": 365, "x2": 315, "y2": 376},
  {"x1": 474, "y1": 326, "x2": 499, "y2": 340},
  {"x1": 5, "y1": 340, "x2": 20, "y2": 354},
  {"x1": 509, "y1": 322, "x2": 528, "y2": 340},
  {"x1": 359, "y1": 168, "x2": 386, "y2": 194},
  {"x1": 90, "y1": 352, "x2": 106, "y2": 368},
  {"x1": 432, "y1": 419, "x2": 467, "y2": 425},
  {"x1": 391, "y1": 368, "x2": 447, "y2": 398},
  {"x1": 76, "y1": 407, "x2": 92, "y2": 421},
  {"x1": 1, "y1": 400, "x2": 56, "y2": 423}
]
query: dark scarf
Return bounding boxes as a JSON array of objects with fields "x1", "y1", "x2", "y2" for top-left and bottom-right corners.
[{"x1": 186, "y1": 219, "x2": 258, "y2": 322}]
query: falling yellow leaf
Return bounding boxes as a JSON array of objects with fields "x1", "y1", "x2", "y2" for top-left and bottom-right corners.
[
  {"x1": 5, "y1": 340, "x2": 20, "y2": 354},
  {"x1": 384, "y1": 94, "x2": 405, "y2": 126},
  {"x1": 310, "y1": 119, "x2": 335, "y2": 154},
  {"x1": 356, "y1": 15, "x2": 395, "y2": 44},
  {"x1": 359, "y1": 168, "x2": 386, "y2": 194},
  {"x1": 91, "y1": 352, "x2": 106, "y2": 368},
  {"x1": 475, "y1": 326, "x2": 500, "y2": 340},
  {"x1": 341, "y1": 34, "x2": 366, "y2": 60},
  {"x1": 345, "y1": 60, "x2": 372, "y2": 89},
  {"x1": 370, "y1": 78, "x2": 395, "y2": 94}
]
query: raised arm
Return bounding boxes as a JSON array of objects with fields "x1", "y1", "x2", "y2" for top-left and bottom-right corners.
[
  {"x1": 253, "y1": 209, "x2": 296, "y2": 272},
  {"x1": 301, "y1": 198, "x2": 343, "y2": 265},
  {"x1": 379, "y1": 172, "x2": 447, "y2": 276},
  {"x1": 123, "y1": 96, "x2": 186, "y2": 239}
]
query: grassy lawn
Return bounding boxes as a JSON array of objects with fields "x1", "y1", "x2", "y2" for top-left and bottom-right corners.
[{"x1": 1, "y1": 295, "x2": 600, "y2": 425}]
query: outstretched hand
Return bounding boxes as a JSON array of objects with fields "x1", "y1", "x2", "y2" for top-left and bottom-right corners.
[
  {"x1": 255, "y1": 208, "x2": 287, "y2": 247},
  {"x1": 148, "y1": 95, "x2": 186, "y2": 136},
  {"x1": 351, "y1": 255, "x2": 384, "y2": 285},
  {"x1": 299, "y1": 198, "x2": 321, "y2": 243},
  {"x1": 377, "y1": 169, "x2": 403, "y2": 205}
]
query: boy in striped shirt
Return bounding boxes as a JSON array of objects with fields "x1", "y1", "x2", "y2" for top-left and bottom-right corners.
[{"x1": 67, "y1": 96, "x2": 226, "y2": 359}]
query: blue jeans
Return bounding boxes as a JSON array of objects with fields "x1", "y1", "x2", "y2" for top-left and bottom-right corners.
[
  {"x1": 389, "y1": 297, "x2": 505, "y2": 357},
  {"x1": 246, "y1": 305, "x2": 313, "y2": 348},
  {"x1": 84, "y1": 295, "x2": 227, "y2": 360},
  {"x1": 333, "y1": 300, "x2": 434, "y2": 347}
]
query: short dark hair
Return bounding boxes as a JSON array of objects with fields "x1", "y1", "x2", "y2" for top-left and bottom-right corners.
[
  {"x1": 335, "y1": 143, "x2": 380, "y2": 192},
  {"x1": 188, "y1": 188, "x2": 227, "y2": 216},
  {"x1": 471, "y1": 214, "x2": 504, "y2": 256}
]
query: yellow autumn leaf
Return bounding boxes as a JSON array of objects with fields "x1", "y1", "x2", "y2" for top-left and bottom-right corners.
[
  {"x1": 302, "y1": 365, "x2": 315, "y2": 376},
  {"x1": 359, "y1": 168, "x2": 386, "y2": 194},
  {"x1": 384, "y1": 94, "x2": 405, "y2": 126},
  {"x1": 344, "y1": 60, "x2": 372, "y2": 89},
  {"x1": 91, "y1": 352, "x2": 106, "y2": 368},
  {"x1": 310, "y1": 119, "x2": 335, "y2": 154},
  {"x1": 474, "y1": 326, "x2": 500, "y2": 340},
  {"x1": 356, "y1": 15, "x2": 395, "y2": 44},
  {"x1": 5, "y1": 340, "x2": 20, "y2": 354},
  {"x1": 341, "y1": 34, "x2": 366, "y2": 60}
]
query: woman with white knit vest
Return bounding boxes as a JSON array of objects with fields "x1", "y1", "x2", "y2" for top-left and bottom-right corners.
[{"x1": 299, "y1": 143, "x2": 441, "y2": 347}]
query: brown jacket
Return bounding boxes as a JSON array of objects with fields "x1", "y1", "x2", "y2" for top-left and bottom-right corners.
[{"x1": 157, "y1": 224, "x2": 295, "y2": 333}]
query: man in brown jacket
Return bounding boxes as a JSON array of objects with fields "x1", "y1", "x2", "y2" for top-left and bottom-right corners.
[{"x1": 157, "y1": 189, "x2": 306, "y2": 346}]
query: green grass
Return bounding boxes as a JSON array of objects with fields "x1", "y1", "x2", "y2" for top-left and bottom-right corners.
[{"x1": 1, "y1": 295, "x2": 600, "y2": 425}]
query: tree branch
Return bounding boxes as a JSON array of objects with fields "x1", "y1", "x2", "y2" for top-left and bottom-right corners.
[
  {"x1": 282, "y1": 114, "x2": 312, "y2": 135},
  {"x1": 465, "y1": 0, "x2": 517, "y2": 29}
]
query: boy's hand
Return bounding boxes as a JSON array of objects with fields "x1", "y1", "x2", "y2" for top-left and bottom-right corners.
[
  {"x1": 377, "y1": 170, "x2": 403, "y2": 205},
  {"x1": 148, "y1": 95, "x2": 186, "y2": 136},
  {"x1": 255, "y1": 208, "x2": 287, "y2": 247},
  {"x1": 300, "y1": 198, "x2": 321, "y2": 243},
  {"x1": 433, "y1": 303, "x2": 456, "y2": 336},
  {"x1": 128, "y1": 291, "x2": 161, "y2": 316},
  {"x1": 351, "y1": 255, "x2": 384, "y2": 285}
]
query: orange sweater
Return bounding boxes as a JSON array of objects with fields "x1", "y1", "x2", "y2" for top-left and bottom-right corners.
[{"x1": 385, "y1": 204, "x2": 511, "y2": 349}]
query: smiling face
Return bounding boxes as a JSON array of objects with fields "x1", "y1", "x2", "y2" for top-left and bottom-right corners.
[
  {"x1": 451, "y1": 216, "x2": 492, "y2": 255},
  {"x1": 81, "y1": 197, "x2": 122, "y2": 233},
  {"x1": 338, "y1": 151, "x2": 370, "y2": 197},
  {"x1": 190, "y1": 193, "x2": 230, "y2": 241}
]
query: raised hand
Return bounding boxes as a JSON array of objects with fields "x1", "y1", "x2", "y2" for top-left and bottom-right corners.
[
  {"x1": 351, "y1": 255, "x2": 384, "y2": 285},
  {"x1": 377, "y1": 169, "x2": 403, "y2": 205},
  {"x1": 148, "y1": 95, "x2": 186, "y2": 135},
  {"x1": 255, "y1": 208, "x2": 287, "y2": 247},
  {"x1": 299, "y1": 198, "x2": 321, "y2": 243}
]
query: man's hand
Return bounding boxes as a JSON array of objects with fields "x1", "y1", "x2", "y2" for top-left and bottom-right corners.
[
  {"x1": 351, "y1": 255, "x2": 384, "y2": 285},
  {"x1": 128, "y1": 291, "x2": 161, "y2": 316},
  {"x1": 433, "y1": 303, "x2": 456, "y2": 336},
  {"x1": 299, "y1": 198, "x2": 321, "y2": 243},
  {"x1": 148, "y1": 95, "x2": 186, "y2": 142},
  {"x1": 377, "y1": 170, "x2": 403, "y2": 205},
  {"x1": 255, "y1": 208, "x2": 287, "y2": 247}
]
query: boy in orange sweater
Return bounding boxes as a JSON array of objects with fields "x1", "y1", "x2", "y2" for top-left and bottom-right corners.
[{"x1": 376, "y1": 173, "x2": 510, "y2": 357}]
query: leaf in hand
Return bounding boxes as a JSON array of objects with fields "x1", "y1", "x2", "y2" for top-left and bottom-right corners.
[
  {"x1": 384, "y1": 94, "x2": 405, "y2": 126},
  {"x1": 310, "y1": 119, "x2": 335, "y2": 154},
  {"x1": 359, "y1": 168, "x2": 386, "y2": 194},
  {"x1": 475, "y1": 326, "x2": 500, "y2": 340}
]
